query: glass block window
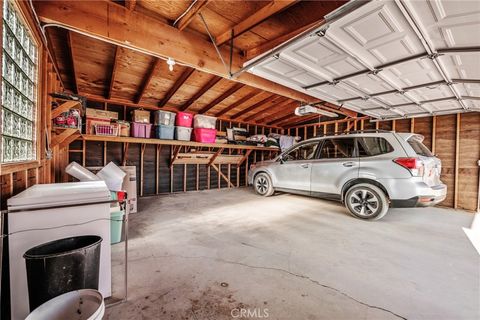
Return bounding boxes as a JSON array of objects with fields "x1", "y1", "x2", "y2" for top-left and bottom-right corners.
[{"x1": 1, "y1": 0, "x2": 37, "y2": 163}]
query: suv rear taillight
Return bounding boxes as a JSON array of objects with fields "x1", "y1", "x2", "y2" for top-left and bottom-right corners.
[{"x1": 393, "y1": 157, "x2": 424, "y2": 177}]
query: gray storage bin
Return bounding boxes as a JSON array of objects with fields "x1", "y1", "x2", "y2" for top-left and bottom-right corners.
[
  {"x1": 175, "y1": 126, "x2": 192, "y2": 141},
  {"x1": 154, "y1": 111, "x2": 176, "y2": 126}
]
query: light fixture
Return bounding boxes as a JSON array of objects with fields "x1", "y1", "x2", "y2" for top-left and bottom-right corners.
[
  {"x1": 294, "y1": 104, "x2": 338, "y2": 117},
  {"x1": 166, "y1": 57, "x2": 176, "y2": 72}
]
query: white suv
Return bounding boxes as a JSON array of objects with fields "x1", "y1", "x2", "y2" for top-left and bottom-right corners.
[{"x1": 249, "y1": 130, "x2": 446, "y2": 220}]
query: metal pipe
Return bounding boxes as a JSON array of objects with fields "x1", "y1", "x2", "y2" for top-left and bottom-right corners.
[
  {"x1": 198, "y1": 13, "x2": 230, "y2": 76},
  {"x1": 230, "y1": 0, "x2": 371, "y2": 78}
]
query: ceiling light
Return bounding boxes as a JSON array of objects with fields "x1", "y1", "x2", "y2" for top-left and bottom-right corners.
[
  {"x1": 166, "y1": 57, "x2": 175, "y2": 72},
  {"x1": 295, "y1": 105, "x2": 338, "y2": 117}
]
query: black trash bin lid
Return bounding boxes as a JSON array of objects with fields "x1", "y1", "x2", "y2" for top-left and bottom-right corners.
[{"x1": 23, "y1": 235, "x2": 102, "y2": 260}]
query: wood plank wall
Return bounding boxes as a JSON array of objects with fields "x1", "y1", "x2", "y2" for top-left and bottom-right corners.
[
  {"x1": 288, "y1": 114, "x2": 480, "y2": 212},
  {"x1": 65, "y1": 100, "x2": 282, "y2": 197}
]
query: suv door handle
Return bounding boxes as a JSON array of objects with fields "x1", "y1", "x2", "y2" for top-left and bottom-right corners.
[
  {"x1": 300, "y1": 163, "x2": 310, "y2": 168},
  {"x1": 342, "y1": 161, "x2": 355, "y2": 167}
]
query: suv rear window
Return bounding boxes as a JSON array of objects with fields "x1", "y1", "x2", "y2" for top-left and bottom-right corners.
[
  {"x1": 408, "y1": 139, "x2": 433, "y2": 157},
  {"x1": 356, "y1": 137, "x2": 393, "y2": 157}
]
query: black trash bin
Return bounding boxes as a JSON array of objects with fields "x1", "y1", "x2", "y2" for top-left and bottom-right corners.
[{"x1": 23, "y1": 235, "x2": 102, "y2": 311}]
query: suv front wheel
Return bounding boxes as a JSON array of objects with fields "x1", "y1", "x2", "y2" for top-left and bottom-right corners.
[
  {"x1": 253, "y1": 172, "x2": 274, "y2": 197},
  {"x1": 345, "y1": 183, "x2": 389, "y2": 220}
]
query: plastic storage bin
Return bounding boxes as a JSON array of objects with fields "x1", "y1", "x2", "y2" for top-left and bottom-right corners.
[
  {"x1": 175, "y1": 126, "x2": 192, "y2": 141},
  {"x1": 193, "y1": 128, "x2": 216, "y2": 143},
  {"x1": 154, "y1": 110, "x2": 176, "y2": 126},
  {"x1": 176, "y1": 112, "x2": 193, "y2": 127},
  {"x1": 131, "y1": 122, "x2": 152, "y2": 138},
  {"x1": 155, "y1": 125, "x2": 174, "y2": 139},
  {"x1": 194, "y1": 114, "x2": 216, "y2": 129}
]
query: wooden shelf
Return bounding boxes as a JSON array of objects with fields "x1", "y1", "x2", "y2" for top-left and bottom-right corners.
[{"x1": 80, "y1": 134, "x2": 280, "y2": 152}]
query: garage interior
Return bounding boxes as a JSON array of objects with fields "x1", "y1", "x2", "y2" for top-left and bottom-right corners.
[{"x1": 0, "y1": 0, "x2": 479, "y2": 319}]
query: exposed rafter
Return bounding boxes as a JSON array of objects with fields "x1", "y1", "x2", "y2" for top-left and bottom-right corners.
[
  {"x1": 66, "y1": 31, "x2": 78, "y2": 94},
  {"x1": 278, "y1": 114, "x2": 321, "y2": 128},
  {"x1": 260, "y1": 102, "x2": 298, "y2": 123},
  {"x1": 244, "y1": 20, "x2": 320, "y2": 61},
  {"x1": 180, "y1": 76, "x2": 222, "y2": 111},
  {"x1": 35, "y1": 0, "x2": 321, "y2": 103},
  {"x1": 215, "y1": 91, "x2": 262, "y2": 117},
  {"x1": 198, "y1": 83, "x2": 245, "y2": 114},
  {"x1": 268, "y1": 112, "x2": 296, "y2": 126},
  {"x1": 125, "y1": 0, "x2": 136, "y2": 11},
  {"x1": 175, "y1": 0, "x2": 210, "y2": 31},
  {"x1": 159, "y1": 67, "x2": 195, "y2": 107},
  {"x1": 230, "y1": 95, "x2": 277, "y2": 119},
  {"x1": 215, "y1": 0, "x2": 298, "y2": 46},
  {"x1": 107, "y1": 47, "x2": 120, "y2": 99},
  {"x1": 136, "y1": 58, "x2": 161, "y2": 104},
  {"x1": 244, "y1": 98, "x2": 292, "y2": 122}
]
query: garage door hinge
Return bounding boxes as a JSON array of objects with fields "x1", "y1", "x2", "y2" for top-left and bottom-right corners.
[
  {"x1": 369, "y1": 68, "x2": 382, "y2": 75},
  {"x1": 427, "y1": 53, "x2": 443, "y2": 60},
  {"x1": 315, "y1": 29, "x2": 327, "y2": 37},
  {"x1": 329, "y1": 80, "x2": 339, "y2": 86}
]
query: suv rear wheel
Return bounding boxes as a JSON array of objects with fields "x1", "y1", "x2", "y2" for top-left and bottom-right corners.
[
  {"x1": 345, "y1": 183, "x2": 389, "y2": 220},
  {"x1": 253, "y1": 172, "x2": 274, "y2": 197}
]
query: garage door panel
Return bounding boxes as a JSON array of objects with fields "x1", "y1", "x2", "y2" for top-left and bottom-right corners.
[
  {"x1": 310, "y1": 83, "x2": 361, "y2": 101},
  {"x1": 381, "y1": 59, "x2": 443, "y2": 88},
  {"x1": 463, "y1": 99, "x2": 480, "y2": 111},
  {"x1": 408, "y1": 84, "x2": 452, "y2": 101},
  {"x1": 347, "y1": 98, "x2": 387, "y2": 111},
  {"x1": 361, "y1": 107, "x2": 400, "y2": 118},
  {"x1": 453, "y1": 83, "x2": 480, "y2": 98},
  {"x1": 405, "y1": 0, "x2": 480, "y2": 48},
  {"x1": 423, "y1": 99, "x2": 462, "y2": 112},
  {"x1": 438, "y1": 54, "x2": 480, "y2": 80},
  {"x1": 326, "y1": 1, "x2": 425, "y2": 68},
  {"x1": 281, "y1": 36, "x2": 365, "y2": 80},
  {"x1": 376, "y1": 92, "x2": 412, "y2": 105},
  {"x1": 344, "y1": 73, "x2": 394, "y2": 94},
  {"x1": 394, "y1": 104, "x2": 427, "y2": 115}
]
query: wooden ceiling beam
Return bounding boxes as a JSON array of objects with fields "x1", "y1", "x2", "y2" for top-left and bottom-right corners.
[
  {"x1": 66, "y1": 31, "x2": 78, "y2": 94},
  {"x1": 180, "y1": 76, "x2": 222, "y2": 111},
  {"x1": 268, "y1": 113, "x2": 295, "y2": 126},
  {"x1": 215, "y1": 0, "x2": 298, "y2": 46},
  {"x1": 175, "y1": 0, "x2": 210, "y2": 31},
  {"x1": 159, "y1": 67, "x2": 195, "y2": 107},
  {"x1": 244, "y1": 97, "x2": 292, "y2": 122},
  {"x1": 230, "y1": 95, "x2": 277, "y2": 119},
  {"x1": 107, "y1": 46, "x2": 120, "y2": 99},
  {"x1": 136, "y1": 58, "x2": 161, "y2": 104},
  {"x1": 215, "y1": 91, "x2": 262, "y2": 117},
  {"x1": 35, "y1": 0, "x2": 319, "y2": 103},
  {"x1": 198, "y1": 83, "x2": 244, "y2": 114},
  {"x1": 125, "y1": 0, "x2": 136, "y2": 11}
]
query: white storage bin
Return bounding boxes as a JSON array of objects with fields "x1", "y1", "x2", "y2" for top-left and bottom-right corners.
[
  {"x1": 175, "y1": 126, "x2": 192, "y2": 141},
  {"x1": 193, "y1": 114, "x2": 216, "y2": 129}
]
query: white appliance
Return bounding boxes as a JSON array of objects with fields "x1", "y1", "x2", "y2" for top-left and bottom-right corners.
[{"x1": 7, "y1": 181, "x2": 112, "y2": 320}]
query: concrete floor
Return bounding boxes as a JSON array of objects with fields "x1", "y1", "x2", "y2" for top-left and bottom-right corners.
[{"x1": 105, "y1": 188, "x2": 479, "y2": 320}]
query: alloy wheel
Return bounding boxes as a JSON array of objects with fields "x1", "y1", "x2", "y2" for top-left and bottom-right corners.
[
  {"x1": 348, "y1": 189, "x2": 379, "y2": 217},
  {"x1": 255, "y1": 176, "x2": 268, "y2": 195}
]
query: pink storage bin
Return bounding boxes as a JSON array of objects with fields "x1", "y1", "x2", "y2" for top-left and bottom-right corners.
[
  {"x1": 131, "y1": 122, "x2": 152, "y2": 138},
  {"x1": 193, "y1": 128, "x2": 216, "y2": 143},
  {"x1": 176, "y1": 112, "x2": 193, "y2": 127}
]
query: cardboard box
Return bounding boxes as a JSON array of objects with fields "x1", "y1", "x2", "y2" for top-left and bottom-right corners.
[
  {"x1": 131, "y1": 109, "x2": 151, "y2": 123},
  {"x1": 86, "y1": 108, "x2": 118, "y2": 120}
]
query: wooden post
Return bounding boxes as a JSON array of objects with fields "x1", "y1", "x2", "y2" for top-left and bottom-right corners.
[
  {"x1": 155, "y1": 145, "x2": 161, "y2": 194},
  {"x1": 454, "y1": 113, "x2": 460, "y2": 209},
  {"x1": 431, "y1": 116, "x2": 436, "y2": 154},
  {"x1": 392, "y1": 120, "x2": 396, "y2": 132},
  {"x1": 140, "y1": 143, "x2": 146, "y2": 196},
  {"x1": 410, "y1": 118, "x2": 415, "y2": 133}
]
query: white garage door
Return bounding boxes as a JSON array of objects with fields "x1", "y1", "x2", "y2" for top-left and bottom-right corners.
[{"x1": 246, "y1": 0, "x2": 480, "y2": 120}]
